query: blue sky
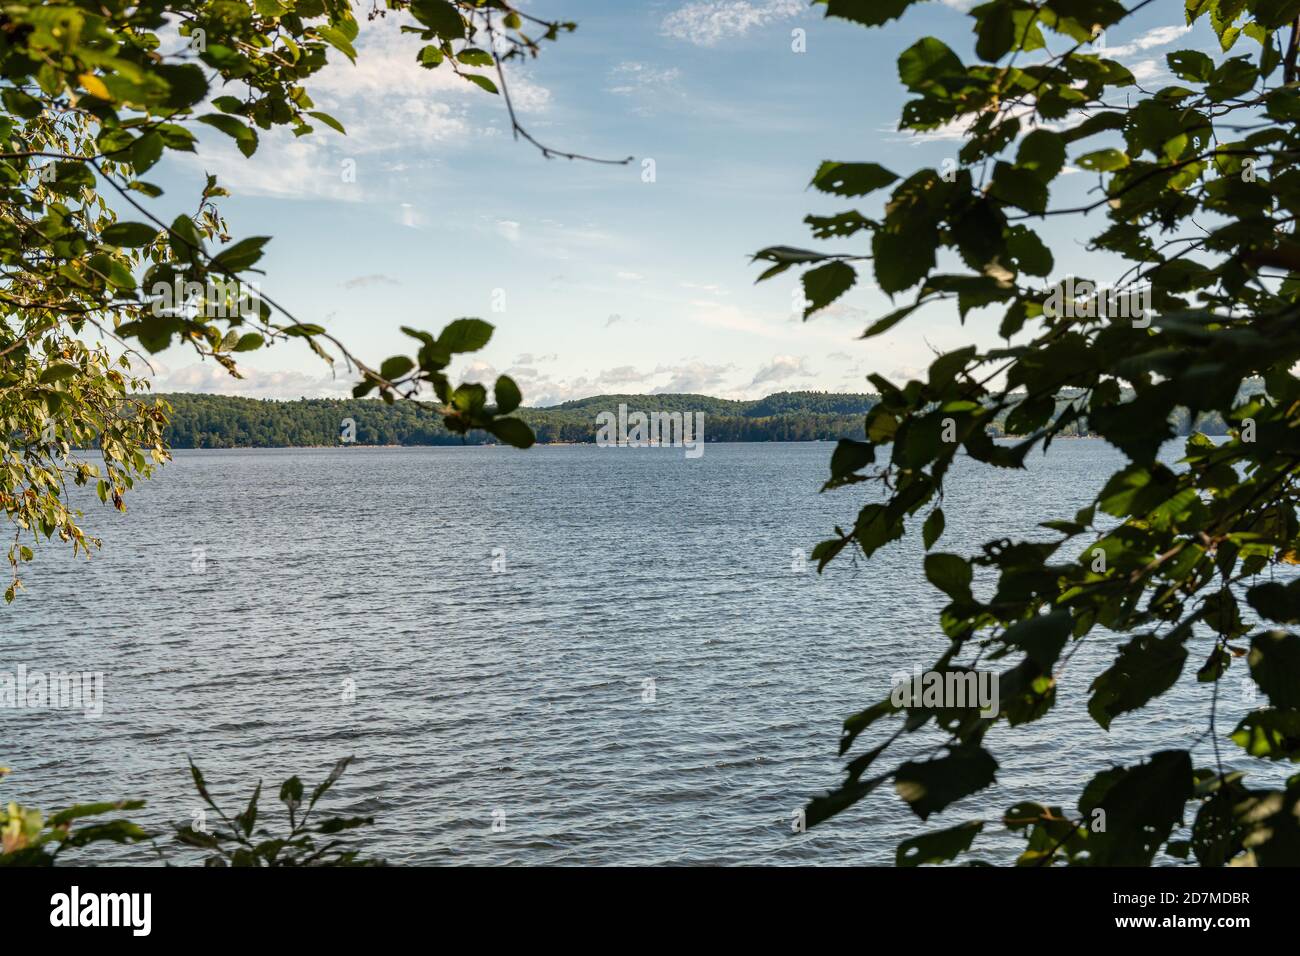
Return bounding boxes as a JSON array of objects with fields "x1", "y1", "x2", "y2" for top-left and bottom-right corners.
[{"x1": 142, "y1": 0, "x2": 1200, "y2": 405}]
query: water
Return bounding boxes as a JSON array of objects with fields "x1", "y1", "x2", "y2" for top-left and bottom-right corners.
[{"x1": 1, "y1": 441, "x2": 1283, "y2": 864}]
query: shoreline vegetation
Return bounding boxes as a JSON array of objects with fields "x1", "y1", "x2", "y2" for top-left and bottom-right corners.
[{"x1": 152, "y1": 390, "x2": 1235, "y2": 450}]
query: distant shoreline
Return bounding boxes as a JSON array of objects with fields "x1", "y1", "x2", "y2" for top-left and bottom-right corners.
[
  {"x1": 159, "y1": 436, "x2": 1125, "y2": 452},
  {"x1": 149, "y1": 391, "x2": 1229, "y2": 449}
]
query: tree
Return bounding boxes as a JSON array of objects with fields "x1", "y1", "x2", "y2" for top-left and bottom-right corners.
[
  {"x1": 763, "y1": 0, "x2": 1300, "y2": 865},
  {"x1": 0, "y1": 0, "x2": 629, "y2": 603}
]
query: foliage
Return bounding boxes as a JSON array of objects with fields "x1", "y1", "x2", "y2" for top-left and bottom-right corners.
[
  {"x1": 176, "y1": 755, "x2": 381, "y2": 866},
  {"x1": 153, "y1": 389, "x2": 1241, "y2": 447},
  {"x1": 0, "y1": 0, "x2": 580, "y2": 602},
  {"x1": 0, "y1": 757, "x2": 378, "y2": 866},
  {"x1": 767, "y1": 0, "x2": 1300, "y2": 865},
  {"x1": 0, "y1": 766, "x2": 147, "y2": 865},
  {"x1": 150, "y1": 390, "x2": 880, "y2": 446}
]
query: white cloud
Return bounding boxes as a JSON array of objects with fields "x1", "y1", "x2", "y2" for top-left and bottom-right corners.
[
  {"x1": 496, "y1": 219, "x2": 522, "y2": 242},
  {"x1": 1126, "y1": 59, "x2": 1164, "y2": 84},
  {"x1": 597, "y1": 365, "x2": 653, "y2": 386},
  {"x1": 342, "y1": 273, "x2": 400, "y2": 289},
  {"x1": 661, "y1": 0, "x2": 804, "y2": 47},
  {"x1": 179, "y1": 137, "x2": 356, "y2": 201},
  {"x1": 607, "y1": 62, "x2": 683, "y2": 95},
  {"x1": 651, "y1": 361, "x2": 735, "y2": 393},
  {"x1": 157, "y1": 362, "x2": 353, "y2": 399},
  {"x1": 306, "y1": 18, "x2": 551, "y2": 152},
  {"x1": 1103, "y1": 24, "x2": 1192, "y2": 59},
  {"x1": 751, "y1": 354, "x2": 814, "y2": 386},
  {"x1": 177, "y1": 16, "x2": 552, "y2": 201}
]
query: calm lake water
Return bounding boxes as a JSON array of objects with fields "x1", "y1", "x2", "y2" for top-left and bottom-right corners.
[{"x1": 1, "y1": 441, "x2": 1284, "y2": 864}]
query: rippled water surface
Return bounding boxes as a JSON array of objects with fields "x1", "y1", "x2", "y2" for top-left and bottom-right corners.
[{"x1": 2, "y1": 441, "x2": 1279, "y2": 864}]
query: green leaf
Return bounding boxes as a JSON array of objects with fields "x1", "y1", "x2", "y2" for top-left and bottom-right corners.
[
  {"x1": 895, "y1": 745, "x2": 998, "y2": 820},
  {"x1": 456, "y1": 48, "x2": 496, "y2": 67},
  {"x1": 827, "y1": 439, "x2": 874, "y2": 487},
  {"x1": 494, "y1": 375, "x2": 522, "y2": 414},
  {"x1": 1002, "y1": 610, "x2": 1072, "y2": 669},
  {"x1": 1249, "y1": 631, "x2": 1300, "y2": 709},
  {"x1": 924, "y1": 552, "x2": 972, "y2": 601},
  {"x1": 48, "y1": 800, "x2": 145, "y2": 826},
  {"x1": 308, "y1": 757, "x2": 352, "y2": 808},
  {"x1": 307, "y1": 111, "x2": 346, "y2": 135},
  {"x1": 1078, "y1": 751, "x2": 1193, "y2": 866},
  {"x1": 155, "y1": 63, "x2": 209, "y2": 109},
  {"x1": 897, "y1": 821, "x2": 983, "y2": 865},
  {"x1": 39, "y1": 364, "x2": 79, "y2": 384},
  {"x1": 752, "y1": 245, "x2": 829, "y2": 281},
  {"x1": 822, "y1": 0, "x2": 913, "y2": 26},
  {"x1": 989, "y1": 163, "x2": 1047, "y2": 214},
  {"x1": 212, "y1": 236, "x2": 270, "y2": 271},
  {"x1": 898, "y1": 37, "x2": 963, "y2": 92},
  {"x1": 437, "y1": 318, "x2": 493, "y2": 353},
  {"x1": 975, "y1": 5, "x2": 1015, "y2": 61},
  {"x1": 130, "y1": 132, "x2": 163, "y2": 173},
  {"x1": 198, "y1": 114, "x2": 258, "y2": 157},
  {"x1": 1231, "y1": 709, "x2": 1300, "y2": 760},
  {"x1": 861, "y1": 300, "x2": 925, "y2": 338},
  {"x1": 1076, "y1": 148, "x2": 1130, "y2": 172},
  {"x1": 1248, "y1": 580, "x2": 1300, "y2": 624},
  {"x1": 411, "y1": 0, "x2": 466, "y2": 38},
  {"x1": 1016, "y1": 129, "x2": 1066, "y2": 183},
  {"x1": 462, "y1": 74, "x2": 499, "y2": 94},
  {"x1": 170, "y1": 214, "x2": 205, "y2": 261},
  {"x1": 810, "y1": 161, "x2": 898, "y2": 197},
  {"x1": 1255, "y1": 0, "x2": 1300, "y2": 28},
  {"x1": 1006, "y1": 225, "x2": 1054, "y2": 276},
  {"x1": 922, "y1": 508, "x2": 945, "y2": 550},
  {"x1": 487, "y1": 417, "x2": 535, "y2": 448},
  {"x1": 175, "y1": 825, "x2": 220, "y2": 849},
  {"x1": 101, "y1": 221, "x2": 158, "y2": 248},
  {"x1": 279, "y1": 775, "x2": 304, "y2": 806},
  {"x1": 379, "y1": 356, "x2": 415, "y2": 381},
  {"x1": 1088, "y1": 632, "x2": 1188, "y2": 730},
  {"x1": 317, "y1": 26, "x2": 357, "y2": 62},
  {"x1": 1167, "y1": 49, "x2": 1214, "y2": 82},
  {"x1": 801, "y1": 261, "x2": 856, "y2": 318},
  {"x1": 236, "y1": 780, "x2": 261, "y2": 836}
]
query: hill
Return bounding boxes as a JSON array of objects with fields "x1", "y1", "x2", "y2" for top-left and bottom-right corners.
[{"x1": 152, "y1": 391, "x2": 880, "y2": 448}]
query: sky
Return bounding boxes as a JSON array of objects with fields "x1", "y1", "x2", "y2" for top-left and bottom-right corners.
[{"x1": 137, "y1": 0, "x2": 1204, "y2": 406}]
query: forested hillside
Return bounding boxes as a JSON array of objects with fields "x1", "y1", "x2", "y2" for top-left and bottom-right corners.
[
  {"x1": 155, "y1": 391, "x2": 881, "y2": 447},
  {"x1": 153, "y1": 389, "x2": 1234, "y2": 449}
]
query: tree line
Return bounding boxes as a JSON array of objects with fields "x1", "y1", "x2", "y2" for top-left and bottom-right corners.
[
  {"x1": 154, "y1": 390, "x2": 881, "y2": 447},
  {"x1": 153, "y1": 389, "x2": 1234, "y2": 449}
]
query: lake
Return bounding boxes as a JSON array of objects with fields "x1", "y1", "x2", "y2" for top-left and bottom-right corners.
[{"x1": 0, "y1": 440, "x2": 1281, "y2": 864}]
